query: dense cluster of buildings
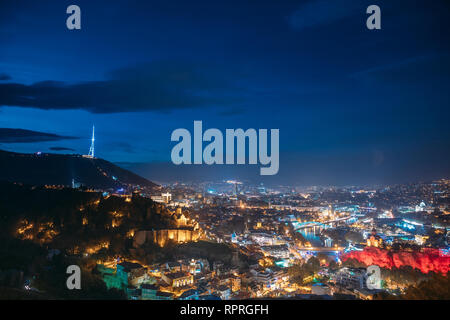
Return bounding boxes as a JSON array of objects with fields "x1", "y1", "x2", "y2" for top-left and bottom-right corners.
[{"x1": 96, "y1": 179, "x2": 449, "y2": 300}]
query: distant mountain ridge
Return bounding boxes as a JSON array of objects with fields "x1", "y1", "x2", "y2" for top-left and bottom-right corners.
[{"x1": 0, "y1": 149, "x2": 158, "y2": 190}]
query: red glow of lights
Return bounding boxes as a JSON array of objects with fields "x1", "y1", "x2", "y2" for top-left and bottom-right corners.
[{"x1": 341, "y1": 247, "x2": 450, "y2": 274}]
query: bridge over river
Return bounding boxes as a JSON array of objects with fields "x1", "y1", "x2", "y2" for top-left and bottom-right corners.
[
  {"x1": 296, "y1": 246, "x2": 344, "y2": 252},
  {"x1": 292, "y1": 216, "x2": 353, "y2": 230}
]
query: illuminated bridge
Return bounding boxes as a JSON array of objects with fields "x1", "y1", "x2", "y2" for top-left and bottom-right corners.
[
  {"x1": 295, "y1": 246, "x2": 344, "y2": 252},
  {"x1": 292, "y1": 221, "x2": 328, "y2": 229},
  {"x1": 292, "y1": 217, "x2": 353, "y2": 230}
]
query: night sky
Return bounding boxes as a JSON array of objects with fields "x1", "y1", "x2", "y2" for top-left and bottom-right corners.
[{"x1": 0, "y1": 0, "x2": 449, "y2": 186}]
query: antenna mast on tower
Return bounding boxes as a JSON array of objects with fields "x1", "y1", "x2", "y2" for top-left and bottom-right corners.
[{"x1": 88, "y1": 125, "x2": 95, "y2": 158}]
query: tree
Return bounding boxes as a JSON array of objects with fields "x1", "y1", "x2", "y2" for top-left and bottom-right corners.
[
  {"x1": 344, "y1": 231, "x2": 364, "y2": 244},
  {"x1": 288, "y1": 256, "x2": 322, "y2": 285},
  {"x1": 288, "y1": 263, "x2": 307, "y2": 284},
  {"x1": 401, "y1": 273, "x2": 450, "y2": 300},
  {"x1": 328, "y1": 260, "x2": 339, "y2": 271},
  {"x1": 305, "y1": 256, "x2": 320, "y2": 274}
]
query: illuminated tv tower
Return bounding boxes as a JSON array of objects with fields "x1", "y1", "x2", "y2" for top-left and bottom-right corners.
[{"x1": 88, "y1": 125, "x2": 95, "y2": 158}]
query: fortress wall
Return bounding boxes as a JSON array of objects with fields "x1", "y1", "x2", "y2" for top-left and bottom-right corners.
[{"x1": 133, "y1": 229, "x2": 200, "y2": 247}]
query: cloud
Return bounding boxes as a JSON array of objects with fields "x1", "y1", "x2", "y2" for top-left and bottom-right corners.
[
  {"x1": 0, "y1": 61, "x2": 241, "y2": 114},
  {"x1": 49, "y1": 147, "x2": 76, "y2": 151},
  {"x1": 350, "y1": 54, "x2": 450, "y2": 84},
  {"x1": 0, "y1": 128, "x2": 77, "y2": 143},
  {"x1": 0, "y1": 73, "x2": 11, "y2": 81},
  {"x1": 287, "y1": 0, "x2": 361, "y2": 30}
]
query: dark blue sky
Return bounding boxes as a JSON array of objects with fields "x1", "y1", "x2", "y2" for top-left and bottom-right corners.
[{"x1": 0, "y1": 0, "x2": 449, "y2": 185}]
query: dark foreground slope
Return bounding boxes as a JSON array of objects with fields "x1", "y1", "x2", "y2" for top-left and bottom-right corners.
[
  {"x1": 0, "y1": 149, "x2": 157, "y2": 190},
  {"x1": 0, "y1": 181, "x2": 171, "y2": 300}
]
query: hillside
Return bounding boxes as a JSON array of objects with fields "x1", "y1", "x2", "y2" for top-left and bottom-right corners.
[
  {"x1": 0, "y1": 181, "x2": 172, "y2": 299},
  {"x1": 0, "y1": 149, "x2": 157, "y2": 190},
  {"x1": 342, "y1": 246, "x2": 450, "y2": 275}
]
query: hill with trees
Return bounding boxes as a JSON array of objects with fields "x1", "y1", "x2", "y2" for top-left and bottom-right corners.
[{"x1": 0, "y1": 149, "x2": 158, "y2": 190}]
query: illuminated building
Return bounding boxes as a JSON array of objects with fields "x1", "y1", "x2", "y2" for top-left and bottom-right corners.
[
  {"x1": 415, "y1": 235, "x2": 428, "y2": 245},
  {"x1": 367, "y1": 228, "x2": 383, "y2": 247},
  {"x1": 188, "y1": 259, "x2": 200, "y2": 274},
  {"x1": 231, "y1": 277, "x2": 241, "y2": 292},
  {"x1": 334, "y1": 267, "x2": 367, "y2": 290},
  {"x1": 260, "y1": 245, "x2": 290, "y2": 259},
  {"x1": 162, "y1": 192, "x2": 172, "y2": 203},
  {"x1": 173, "y1": 211, "x2": 190, "y2": 227},
  {"x1": 133, "y1": 229, "x2": 201, "y2": 247},
  {"x1": 116, "y1": 261, "x2": 148, "y2": 287},
  {"x1": 150, "y1": 192, "x2": 172, "y2": 204},
  {"x1": 216, "y1": 285, "x2": 231, "y2": 300},
  {"x1": 162, "y1": 271, "x2": 194, "y2": 288},
  {"x1": 250, "y1": 232, "x2": 277, "y2": 245},
  {"x1": 231, "y1": 232, "x2": 238, "y2": 243}
]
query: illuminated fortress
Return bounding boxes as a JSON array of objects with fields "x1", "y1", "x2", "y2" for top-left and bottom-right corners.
[{"x1": 133, "y1": 229, "x2": 201, "y2": 247}]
